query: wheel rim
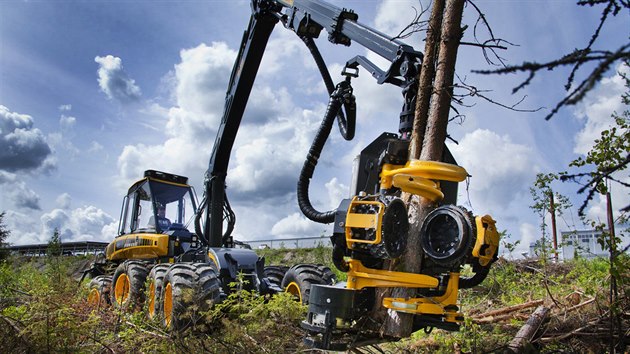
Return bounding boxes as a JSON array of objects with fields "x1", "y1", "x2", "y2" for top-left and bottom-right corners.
[
  {"x1": 88, "y1": 288, "x2": 100, "y2": 306},
  {"x1": 285, "y1": 281, "x2": 302, "y2": 303},
  {"x1": 148, "y1": 281, "x2": 156, "y2": 319},
  {"x1": 163, "y1": 282, "x2": 173, "y2": 328},
  {"x1": 114, "y1": 273, "x2": 130, "y2": 306}
]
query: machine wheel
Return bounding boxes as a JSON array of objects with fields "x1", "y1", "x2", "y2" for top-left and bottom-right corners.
[
  {"x1": 146, "y1": 264, "x2": 171, "y2": 320},
  {"x1": 162, "y1": 263, "x2": 221, "y2": 330},
  {"x1": 263, "y1": 265, "x2": 289, "y2": 287},
  {"x1": 111, "y1": 261, "x2": 149, "y2": 311},
  {"x1": 87, "y1": 275, "x2": 112, "y2": 307},
  {"x1": 281, "y1": 264, "x2": 336, "y2": 305}
]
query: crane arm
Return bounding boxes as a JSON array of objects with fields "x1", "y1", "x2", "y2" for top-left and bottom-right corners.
[{"x1": 200, "y1": 0, "x2": 423, "y2": 248}]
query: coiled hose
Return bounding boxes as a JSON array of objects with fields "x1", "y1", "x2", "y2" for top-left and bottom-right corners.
[
  {"x1": 297, "y1": 79, "x2": 355, "y2": 223},
  {"x1": 300, "y1": 36, "x2": 355, "y2": 140},
  {"x1": 297, "y1": 36, "x2": 356, "y2": 224}
]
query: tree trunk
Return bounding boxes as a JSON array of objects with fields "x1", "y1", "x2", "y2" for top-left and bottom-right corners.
[{"x1": 379, "y1": 0, "x2": 465, "y2": 338}]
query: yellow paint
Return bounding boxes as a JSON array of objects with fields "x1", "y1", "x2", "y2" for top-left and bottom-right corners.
[
  {"x1": 114, "y1": 273, "x2": 130, "y2": 306},
  {"x1": 382, "y1": 272, "x2": 462, "y2": 322},
  {"x1": 380, "y1": 160, "x2": 467, "y2": 201},
  {"x1": 344, "y1": 197, "x2": 385, "y2": 249},
  {"x1": 285, "y1": 281, "x2": 302, "y2": 303},
  {"x1": 472, "y1": 215, "x2": 500, "y2": 266},
  {"x1": 106, "y1": 233, "x2": 169, "y2": 261},
  {"x1": 87, "y1": 289, "x2": 100, "y2": 306},
  {"x1": 345, "y1": 259, "x2": 439, "y2": 290},
  {"x1": 147, "y1": 281, "x2": 156, "y2": 319},
  {"x1": 163, "y1": 282, "x2": 173, "y2": 328}
]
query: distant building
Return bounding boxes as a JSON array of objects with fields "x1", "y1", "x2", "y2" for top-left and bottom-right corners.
[
  {"x1": 561, "y1": 229, "x2": 608, "y2": 260},
  {"x1": 527, "y1": 229, "x2": 611, "y2": 260}
]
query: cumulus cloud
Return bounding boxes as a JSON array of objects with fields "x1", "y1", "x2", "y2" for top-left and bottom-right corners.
[
  {"x1": 449, "y1": 129, "x2": 537, "y2": 211},
  {"x1": 0, "y1": 105, "x2": 55, "y2": 173},
  {"x1": 41, "y1": 205, "x2": 116, "y2": 242},
  {"x1": 88, "y1": 141, "x2": 104, "y2": 153},
  {"x1": 116, "y1": 42, "x2": 238, "y2": 188},
  {"x1": 58, "y1": 104, "x2": 72, "y2": 111},
  {"x1": 59, "y1": 115, "x2": 76, "y2": 132},
  {"x1": 271, "y1": 212, "x2": 327, "y2": 238},
  {"x1": 0, "y1": 157, "x2": 41, "y2": 210},
  {"x1": 56, "y1": 193, "x2": 72, "y2": 209},
  {"x1": 95, "y1": 55, "x2": 142, "y2": 103},
  {"x1": 573, "y1": 65, "x2": 628, "y2": 155},
  {"x1": 517, "y1": 222, "x2": 539, "y2": 257},
  {"x1": 3, "y1": 210, "x2": 41, "y2": 245},
  {"x1": 10, "y1": 183, "x2": 41, "y2": 210},
  {"x1": 325, "y1": 177, "x2": 348, "y2": 209},
  {"x1": 374, "y1": 0, "x2": 427, "y2": 47}
]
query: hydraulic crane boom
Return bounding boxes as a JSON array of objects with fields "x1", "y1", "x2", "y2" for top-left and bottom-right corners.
[
  {"x1": 196, "y1": 1, "x2": 501, "y2": 349},
  {"x1": 199, "y1": 0, "x2": 423, "y2": 248}
]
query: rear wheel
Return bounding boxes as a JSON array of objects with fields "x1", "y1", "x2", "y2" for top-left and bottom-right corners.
[
  {"x1": 87, "y1": 275, "x2": 112, "y2": 308},
  {"x1": 162, "y1": 263, "x2": 221, "y2": 330},
  {"x1": 263, "y1": 265, "x2": 289, "y2": 287},
  {"x1": 111, "y1": 261, "x2": 149, "y2": 311},
  {"x1": 281, "y1": 264, "x2": 335, "y2": 305},
  {"x1": 146, "y1": 264, "x2": 170, "y2": 320}
]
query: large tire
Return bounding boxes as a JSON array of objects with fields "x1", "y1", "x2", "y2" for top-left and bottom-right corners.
[
  {"x1": 263, "y1": 265, "x2": 289, "y2": 287},
  {"x1": 111, "y1": 261, "x2": 149, "y2": 311},
  {"x1": 146, "y1": 264, "x2": 170, "y2": 320},
  {"x1": 87, "y1": 275, "x2": 112, "y2": 308},
  {"x1": 281, "y1": 264, "x2": 336, "y2": 305},
  {"x1": 162, "y1": 263, "x2": 221, "y2": 330}
]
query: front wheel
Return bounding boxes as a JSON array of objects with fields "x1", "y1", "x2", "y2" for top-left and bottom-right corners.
[
  {"x1": 111, "y1": 261, "x2": 149, "y2": 311},
  {"x1": 281, "y1": 264, "x2": 335, "y2": 305},
  {"x1": 162, "y1": 263, "x2": 221, "y2": 330}
]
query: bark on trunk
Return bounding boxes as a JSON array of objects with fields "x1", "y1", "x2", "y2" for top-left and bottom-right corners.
[
  {"x1": 508, "y1": 306, "x2": 550, "y2": 353},
  {"x1": 378, "y1": 0, "x2": 465, "y2": 338}
]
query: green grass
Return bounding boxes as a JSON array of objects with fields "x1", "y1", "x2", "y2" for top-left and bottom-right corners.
[{"x1": 0, "y1": 252, "x2": 626, "y2": 353}]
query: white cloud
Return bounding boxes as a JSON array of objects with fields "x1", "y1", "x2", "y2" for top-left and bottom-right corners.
[
  {"x1": 56, "y1": 193, "x2": 72, "y2": 210},
  {"x1": 10, "y1": 182, "x2": 41, "y2": 210},
  {"x1": 95, "y1": 55, "x2": 142, "y2": 103},
  {"x1": 41, "y1": 205, "x2": 116, "y2": 243},
  {"x1": 0, "y1": 105, "x2": 55, "y2": 173},
  {"x1": 517, "y1": 222, "x2": 538, "y2": 257},
  {"x1": 374, "y1": 0, "x2": 427, "y2": 47},
  {"x1": 3, "y1": 210, "x2": 41, "y2": 245},
  {"x1": 573, "y1": 65, "x2": 628, "y2": 155},
  {"x1": 0, "y1": 170, "x2": 41, "y2": 210},
  {"x1": 88, "y1": 141, "x2": 104, "y2": 153},
  {"x1": 58, "y1": 104, "x2": 72, "y2": 112},
  {"x1": 584, "y1": 174, "x2": 630, "y2": 224},
  {"x1": 59, "y1": 115, "x2": 76, "y2": 132},
  {"x1": 449, "y1": 129, "x2": 537, "y2": 212},
  {"x1": 325, "y1": 177, "x2": 348, "y2": 210},
  {"x1": 271, "y1": 212, "x2": 327, "y2": 238}
]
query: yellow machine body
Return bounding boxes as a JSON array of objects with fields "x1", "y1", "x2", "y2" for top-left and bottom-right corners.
[{"x1": 105, "y1": 233, "x2": 170, "y2": 261}]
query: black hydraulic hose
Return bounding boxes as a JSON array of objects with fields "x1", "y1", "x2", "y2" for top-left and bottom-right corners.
[
  {"x1": 300, "y1": 36, "x2": 355, "y2": 141},
  {"x1": 194, "y1": 195, "x2": 208, "y2": 246},
  {"x1": 297, "y1": 85, "x2": 346, "y2": 223}
]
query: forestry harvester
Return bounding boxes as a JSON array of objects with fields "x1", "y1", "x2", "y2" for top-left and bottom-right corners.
[{"x1": 84, "y1": 0, "x2": 501, "y2": 349}]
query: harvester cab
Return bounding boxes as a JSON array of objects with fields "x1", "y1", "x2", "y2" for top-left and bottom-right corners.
[{"x1": 106, "y1": 170, "x2": 199, "y2": 263}]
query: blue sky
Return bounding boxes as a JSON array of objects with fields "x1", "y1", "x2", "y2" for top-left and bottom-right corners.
[{"x1": 0, "y1": 0, "x2": 628, "y2": 257}]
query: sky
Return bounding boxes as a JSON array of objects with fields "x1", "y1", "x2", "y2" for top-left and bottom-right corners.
[{"x1": 0, "y1": 0, "x2": 628, "y2": 258}]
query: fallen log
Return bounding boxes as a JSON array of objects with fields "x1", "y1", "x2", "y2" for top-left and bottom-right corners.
[
  {"x1": 471, "y1": 299, "x2": 544, "y2": 319},
  {"x1": 472, "y1": 313, "x2": 529, "y2": 324},
  {"x1": 507, "y1": 306, "x2": 550, "y2": 353}
]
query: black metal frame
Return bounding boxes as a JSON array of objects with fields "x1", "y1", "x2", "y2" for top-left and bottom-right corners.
[{"x1": 200, "y1": 0, "x2": 424, "y2": 249}]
